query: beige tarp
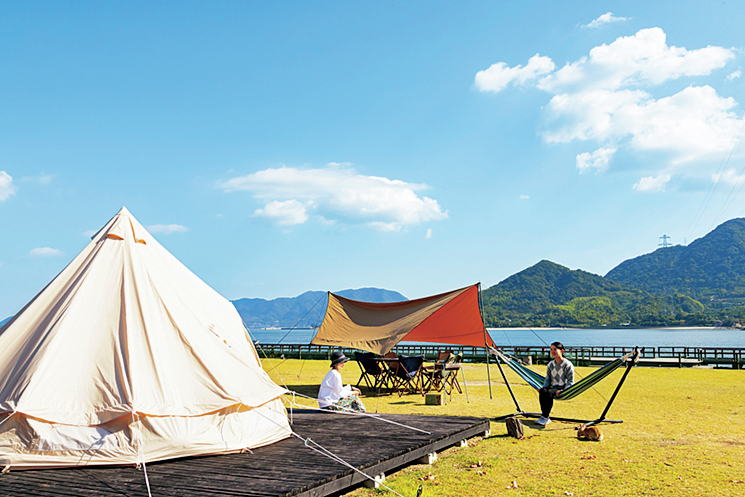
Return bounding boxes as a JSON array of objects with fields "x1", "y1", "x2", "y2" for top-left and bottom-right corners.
[
  {"x1": 312, "y1": 284, "x2": 495, "y2": 354},
  {"x1": 0, "y1": 207, "x2": 290, "y2": 470}
]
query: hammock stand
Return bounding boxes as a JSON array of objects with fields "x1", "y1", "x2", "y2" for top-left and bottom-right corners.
[{"x1": 492, "y1": 347, "x2": 641, "y2": 427}]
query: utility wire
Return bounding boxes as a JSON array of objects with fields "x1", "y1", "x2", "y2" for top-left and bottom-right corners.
[
  {"x1": 683, "y1": 116, "x2": 745, "y2": 242},
  {"x1": 276, "y1": 294, "x2": 325, "y2": 344},
  {"x1": 708, "y1": 119, "x2": 745, "y2": 231},
  {"x1": 527, "y1": 328, "x2": 608, "y2": 403}
]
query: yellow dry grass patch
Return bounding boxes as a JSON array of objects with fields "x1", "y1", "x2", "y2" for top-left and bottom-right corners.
[{"x1": 262, "y1": 358, "x2": 745, "y2": 497}]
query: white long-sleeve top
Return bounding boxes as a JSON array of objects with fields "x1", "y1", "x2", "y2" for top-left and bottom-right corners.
[{"x1": 318, "y1": 369, "x2": 353, "y2": 408}]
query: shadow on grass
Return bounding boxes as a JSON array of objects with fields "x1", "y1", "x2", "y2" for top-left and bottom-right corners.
[
  {"x1": 283, "y1": 384, "x2": 321, "y2": 397},
  {"x1": 282, "y1": 385, "x2": 425, "y2": 405}
]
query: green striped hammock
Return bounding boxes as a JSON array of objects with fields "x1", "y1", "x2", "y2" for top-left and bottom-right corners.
[{"x1": 493, "y1": 349, "x2": 634, "y2": 401}]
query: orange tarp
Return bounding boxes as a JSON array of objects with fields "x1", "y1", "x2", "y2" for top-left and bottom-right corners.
[{"x1": 311, "y1": 284, "x2": 495, "y2": 355}]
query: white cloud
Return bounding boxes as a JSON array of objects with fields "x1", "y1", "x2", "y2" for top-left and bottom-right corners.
[
  {"x1": 254, "y1": 200, "x2": 309, "y2": 226},
  {"x1": 368, "y1": 221, "x2": 400, "y2": 232},
  {"x1": 727, "y1": 70, "x2": 741, "y2": 81},
  {"x1": 477, "y1": 27, "x2": 742, "y2": 187},
  {"x1": 146, "y1": 224, "x2": 189, "y2": 234},
  {"x1": 520, "y1": 195, "x2": 530, "y2": 199},
  {"x1": 542, "y1": 86, "x2": 742, "y2": 165},
  {"x1": 474, "y1": 54, "x2": 555, "y2": 93},
  {"x1": 0, "y1": 171, "x2": 17, "y2": 201},
  {"x1": 83, "y1": 229, "x2": 97, "y2": 238},
  {"x1": 625, "y1": 86, "x2": 741, "y2": 162},
  {"x1": 541, "y1": 88, "x2": 648, "y2": 143},
  {"x1": 576, "y1": 147, "x2": 617, "y2": 173},
  {"x1": 30, "y1": 247, "x2": 64, "y2": 257},
  {"x1": 218, "y1": 164, "x2": 448, "y2": 230},
  {"x1": 425, "y1": 228, "x2": 433, "y2": 239},
  {"x1": 633, "y1": 174, "x2": 671, "y2": 192},
  {"x1": 538, "y1": 28, "x2": 734, "y2": 93},
  {"x1": 712, "y1": 168, "x2": 745, "y2": 185},
  {"x1": 583, "y1": 12, "x2": 629, "y2": 29},
  {"x1": 22, "y1": 173, "x2": 53, "y2": 184}
]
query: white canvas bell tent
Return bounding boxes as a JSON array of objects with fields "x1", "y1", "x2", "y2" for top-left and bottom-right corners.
[{"x1": 0, "y1": 207, "x2": 290, "y2": 470}]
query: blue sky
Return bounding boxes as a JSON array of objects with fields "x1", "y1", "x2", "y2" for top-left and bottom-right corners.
[{"x1": 2, "y1": 1, "x2": 745, "y2": 318}]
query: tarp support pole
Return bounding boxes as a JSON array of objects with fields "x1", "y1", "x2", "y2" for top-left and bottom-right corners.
[
  {"x1": 461, "y1": 366, "x2": 469, "y2": 403},
  {"x1": 485, "y1": 347, "x2": 492, "y2": 400},
  {"x1": 478, "y1": 283, "x2": 492, "y2": 400}
]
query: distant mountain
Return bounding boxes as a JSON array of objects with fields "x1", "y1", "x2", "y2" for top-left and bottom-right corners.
[
  {"x1": 606, "y1": 218, "x2": 745, "y2": 304},
  {"x1": 232, "y1": 288, "x2": 407, "y2": 329},
  {"x1": 480, "y1": 260, "x2": 703, "y2": 327}
]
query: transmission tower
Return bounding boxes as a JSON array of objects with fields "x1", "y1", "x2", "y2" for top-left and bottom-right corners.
[{"x1": 658, "y1": 234, "x2": 672, "y2": 248}]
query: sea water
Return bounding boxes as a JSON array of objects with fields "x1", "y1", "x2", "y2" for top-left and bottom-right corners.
[{"x1": 249, "y1": 327, "x2": 744, "y2": 348}]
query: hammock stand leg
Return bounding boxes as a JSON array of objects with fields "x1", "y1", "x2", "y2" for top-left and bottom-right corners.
[
  {"x1": 582, "y1": 353, "x2": 637, "y2": 427},
  {"x1": 493, "y1": 358, "x2": 542, "y2": 421}
]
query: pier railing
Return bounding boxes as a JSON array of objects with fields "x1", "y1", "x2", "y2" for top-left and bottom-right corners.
[{"x1": 255, "y1": 343, "x2": 744, "y2": 369}]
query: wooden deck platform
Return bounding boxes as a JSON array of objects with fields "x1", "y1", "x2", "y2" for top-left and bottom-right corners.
[{"x1": 0, "y1": 411, "x2": 490, "y2": 497}]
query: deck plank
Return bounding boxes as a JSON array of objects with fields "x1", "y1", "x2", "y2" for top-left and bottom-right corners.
[{"x1": 0, "y1": 411, "x2": 489, "y2": 497}]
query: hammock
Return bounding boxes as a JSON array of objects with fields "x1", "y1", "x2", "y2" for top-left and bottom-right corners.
[
  {"x1": 491, "y1": 347, "x2": 641, "y2": 426},
  {"x1": 493, "y1": 349, "x2": 634, "y2": 400}
]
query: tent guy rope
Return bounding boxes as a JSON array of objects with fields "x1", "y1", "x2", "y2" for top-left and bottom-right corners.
[
  {"x1": 254, "y1": 336, "x2": 431, "y2": 434},
  {"x1": 246, "y1": 404, "x2": 410, "y2": 497}
]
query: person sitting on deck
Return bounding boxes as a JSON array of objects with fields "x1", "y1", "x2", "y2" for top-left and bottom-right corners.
[
  {"x1": 318, "y1": 351, "x2": 366, "y2": 412},
  {"x1": 536, "y1": 341, "x2": 574, "y2": 426}
]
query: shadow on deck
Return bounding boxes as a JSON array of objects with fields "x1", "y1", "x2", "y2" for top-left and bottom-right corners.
[{"x1": 0, "y1": 411, "x2": 490, "y2": 496}]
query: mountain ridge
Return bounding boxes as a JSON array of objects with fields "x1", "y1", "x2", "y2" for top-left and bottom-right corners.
[
  {"x1": 606, "y1": 217, "x2": 745, "y2": 302},
  {"x1": 479, "y1": 260, "x2": 692, "y2": 327},
  {"x1": 479, "y1": 218, "x2": 745, "y2": 327},
  {"x1": 232, "y1": 287, "x2": 407, "y2": 328}
]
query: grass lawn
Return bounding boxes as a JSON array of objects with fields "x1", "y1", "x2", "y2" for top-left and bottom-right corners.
[{"x1": 261, "y1": 357, "x2": 745, "y2": 497}]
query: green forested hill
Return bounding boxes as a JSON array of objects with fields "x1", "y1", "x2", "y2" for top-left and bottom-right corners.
[
  {"x1": 480, "y1": 218, "x2": 745, "y2": 327},
  {"x1": 480, "y1": 260, "x2": 704, "y2": 327},
  {"x1": 606, "y1": 218, "x2": 745, "y2": 303}
]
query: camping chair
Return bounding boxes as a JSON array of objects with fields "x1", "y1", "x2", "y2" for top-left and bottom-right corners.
[
  {"x1": 422, "y1": 350, "x2": 454, "y2": 393},
  {"x1": 441, "y1": 353, "x2": 463, "y2": 395},
  {"x1": 376, "y1": 351, "x2": 399, "y2": 392},
  {"x1": 492, "y1": 347, "x2": 641, "y2": 426},
  {"x1": 354, "y1": 352, "x2": 386, "y2": 392},
  {"x1": 390, "y1": 354, "x2": 426, "y2": 396}
]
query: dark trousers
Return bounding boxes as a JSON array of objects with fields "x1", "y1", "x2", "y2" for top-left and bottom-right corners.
[{"x1": 539, "y1": 387, "x2": 561, "y2": 417}]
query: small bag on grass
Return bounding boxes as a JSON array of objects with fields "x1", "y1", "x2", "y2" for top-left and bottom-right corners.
[{"x1": 506, "y1": 417, "x2": 524, "y2": 439}]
